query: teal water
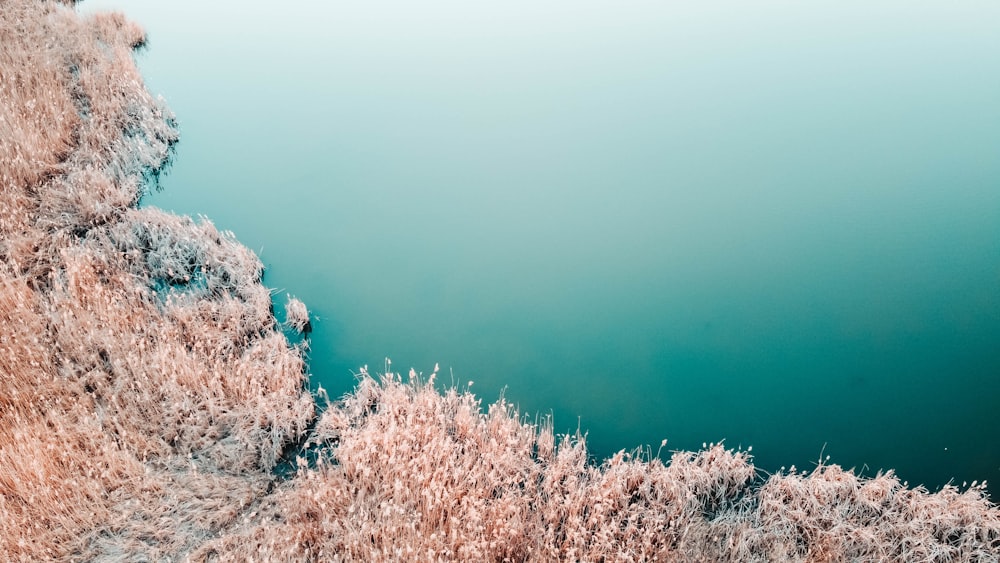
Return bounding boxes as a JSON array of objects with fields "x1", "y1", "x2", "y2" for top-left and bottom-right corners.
[{"x1": 85, "y1": 0, "x2": 1000, "y2": 493}]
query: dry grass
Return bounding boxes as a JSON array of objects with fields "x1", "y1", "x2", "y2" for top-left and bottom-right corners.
[
  {"x1": 192, "y1": 371, "x2": 1000, "y2": 562},
  {"x1": 2, "y1": 0, "x2": 999, "y2": 561},
  {"x1": 284, "y1": 295, "x2": 311, "y2": 334},
  {"x1": 1, "y1": 1, "x2": 311, "y2": 559}
]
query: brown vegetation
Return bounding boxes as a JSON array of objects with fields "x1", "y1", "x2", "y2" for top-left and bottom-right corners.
[
  {"x1": 1, "y1": 1, "x2": 311, "y2": 559},
  {"x1": 192, "y1": 370, "x2": 1000, "y2": 562},
  {"x1": 285, "y1": 295, "x2": 311, "y2": 334},
  {"x1": 2, "y1": 1, "x2": 998, "y2": 561}
]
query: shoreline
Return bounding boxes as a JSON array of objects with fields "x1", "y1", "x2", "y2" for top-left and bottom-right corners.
[{"x1": 2, "y1": 1, "x2": 998, "y2": 560}]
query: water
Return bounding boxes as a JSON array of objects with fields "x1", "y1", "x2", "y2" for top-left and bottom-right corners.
[{"x1": 84, "y1": 0, "x2": 1000, "y2": 493}]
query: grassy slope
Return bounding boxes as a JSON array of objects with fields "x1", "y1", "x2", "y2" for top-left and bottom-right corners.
[{"x1": 1, "y1": 1, "x2": 997, "y2": 561}]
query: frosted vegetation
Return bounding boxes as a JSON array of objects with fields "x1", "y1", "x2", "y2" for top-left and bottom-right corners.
[{"x1": 1, "y1": 1, "x2": 998, "y2": 560}]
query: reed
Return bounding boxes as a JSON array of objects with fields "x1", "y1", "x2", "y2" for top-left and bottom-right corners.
[
  {"x1": 1, "y1": 1, "x2": 310, "y2": 558},
  {"x1": 285, "y1": 295, "x2": 311, "y2": 333},
  {"x1": 2, "y1": 1, "x2": 998, "y2": 561},
  {"x1": 192, "y1": 372, "x2": 1000, "y2": 562}
]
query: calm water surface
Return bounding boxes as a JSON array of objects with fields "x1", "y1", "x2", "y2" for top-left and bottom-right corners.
[{"x1": 84, "y1": 0, "x2": 1000, "y2": 492}]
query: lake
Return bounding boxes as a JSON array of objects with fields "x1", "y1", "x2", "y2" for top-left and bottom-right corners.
[{"x1": 83, "y1": 0, "x2": 1000, "y2": 492}]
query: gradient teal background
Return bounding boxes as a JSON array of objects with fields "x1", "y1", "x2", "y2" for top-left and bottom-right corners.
[{"x1": 84, "y1": 0, "x2": 1000, "y2": 493}]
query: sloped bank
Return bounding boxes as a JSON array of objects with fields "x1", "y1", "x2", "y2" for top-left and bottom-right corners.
[{"x1": 1, "y1": 1, "x2": 997, "y2": 560}]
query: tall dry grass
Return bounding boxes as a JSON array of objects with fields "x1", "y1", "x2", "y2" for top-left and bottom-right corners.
[
  {"x1": 2, "y1": 0, "x2": 999, "y2": 561},
  {"x1": 192, "y1": 371, "x2": 1000, "y2": 562},
  {"x1": 1, "y1": 1, "x2": 312, "y2": 559},
  {"x1": 284, "y1": 295, "x2": 311, "y2": 333}
]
